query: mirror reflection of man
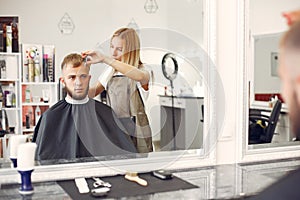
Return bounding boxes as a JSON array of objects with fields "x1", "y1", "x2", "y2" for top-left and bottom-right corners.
[
  {"x1": 33, "y1": 53, "x2": 136, "y2": 161},
  {"x1": 283, "y1": 10, "x2": 300, "y2": 26},
  {"x1": 250, "y1": 10, "x2": 300, "y2": 200}
]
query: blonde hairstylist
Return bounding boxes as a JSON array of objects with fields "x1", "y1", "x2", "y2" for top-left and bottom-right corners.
[{"x1": 82, "y1": 28, "x2": 153, "y2": 153}]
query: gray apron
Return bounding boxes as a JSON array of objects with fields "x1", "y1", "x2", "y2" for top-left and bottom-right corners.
[{"x1": 106, "y1": 74, "x2": 153, "y2": 153}]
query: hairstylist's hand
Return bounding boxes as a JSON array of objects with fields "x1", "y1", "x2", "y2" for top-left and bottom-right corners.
[
  {"x1": 81, "y1": 50, "x2": 106, "y2": 65},
  {"x1": 283, "y1": 9, "x2": 300, "y2": 26}
]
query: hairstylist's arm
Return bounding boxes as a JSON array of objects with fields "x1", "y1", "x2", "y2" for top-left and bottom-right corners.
[
  {"x1": 88, "y1": 81, "x2": 105, "y2": 98},
  {"x1": 82, "y1": 50, "x2": 150, "y2": 86}
]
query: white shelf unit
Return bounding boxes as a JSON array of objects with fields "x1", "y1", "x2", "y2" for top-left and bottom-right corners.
[
  {"x1": 0, "y1": 52, "x2": 22, "y2": 134},
  {"x1": 0, "y1": 52, "x2": 59, "y2": 135},
  {"x1": 21, "y1": 82, "x2": 58, "y2": 134}
]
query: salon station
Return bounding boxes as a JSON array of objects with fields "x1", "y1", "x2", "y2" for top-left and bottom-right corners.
[{"x1": 1, "y1": 0, "x2": 300, "y2": 199}]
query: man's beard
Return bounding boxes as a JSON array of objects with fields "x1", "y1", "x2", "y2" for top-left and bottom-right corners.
[
  {"x1": 65, "y1": 85, "x2": 89, "y2": 100},
  {"x1": 288, "y1": 90, "x2": 300, "y2": 140}
]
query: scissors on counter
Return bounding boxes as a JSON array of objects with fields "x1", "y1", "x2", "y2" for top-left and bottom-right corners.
[{"x1": 92, "y1": 177, "x2": 112, "y2": 188}]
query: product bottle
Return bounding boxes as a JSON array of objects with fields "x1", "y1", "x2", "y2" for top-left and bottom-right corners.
[
  {"x1": 28, "y1": 59, "x2": 34, "y2": 82},
  {"x1": 34, "y1": 59, "x2": 40, "y2": 82},
  {"x1": 0, "y1": 23, "x2": 4, "y2": 52},
  {"x1": 193, "y1": 81, "x2": 203, "y2": 97},
  {"x1": 11, "y1": 91, "x2": 16, "y2": 107},
  {"x1": 5, "y1": 83, "x2": 14, "y2": 108},
  {"x1": 0, "y1": 59, "x2": 6, "y2": 79},
  {"x1": 6, "y1": 25, "x2": 12, "y2": 53},
  {"x1": 0, "y1": 83, "x2": 3, "y2": 108},
  {"x1": 48, "y1": 57, "x2": 54, "y2": 82},
  {"x1": 269, "y1": 95, "x2": 275, "y2": 108},
  {"x1": 25, "y1": 86, "x2": 31, "y2": 103},
  {"x1": 11, "y1": 20, "x2": 19, "y2": 53},
  {"x1": 28, "y1": 106, "x2": 33, "y2": 127},
  {"x1": 10, "y1": 83, "x2": 16, "y2": 107},
  {"x1": 25, "y1": 113, "x2": 30, "y2": 129},
  {"x1": 0, "y1": 108, "x2": 9, "y2": 132},
  {"x1": 23, "y1": 59, "x2": 29, "y2": 82},
  {"x1": 2, "y1": 24, "x2": 6, "y2": 53},
  {"x1": 164, "y1": 86, "x2": 168, "y2": 96},
  {"x1": 35, "y1": 106, "x2": 41, "y2": 125},
  {"x1": 43, "y1": 54, "x2": 49, "y2": 82}
]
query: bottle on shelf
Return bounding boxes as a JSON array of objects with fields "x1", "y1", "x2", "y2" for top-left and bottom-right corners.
[
  {"x1": 11, "y1": 19, "x2": 19, "y2": 53},
  {"x1": 269, "y1": 95, "x2": 275, "y2": 108},
  {"x1": 25, "y1": 113, "x2": 30, "y2": 129},
  {"x1": 6, "y1": 25, "x2": 12, "y2": 53},
  {"x1": 11, "y1": 89, "x2": 16, "y2": 107},
  {"x1": 25, "y1": 86, "x2": 31, "y2": 103},
  {"x1": 23, "y1": 59, "x2": 29, "y2": 82},
  {"x1": 5, "y1": 83, "x2": 15, "y2": 108},
  {"x1": 0, "y1": 82, "x2": 9, "y2": 133},
  {"x1": 34, "y1": 59, "x2": 40, "y2": 82},
  {"x1": 2, "y1": 24, "x2": 6, "y2": 53},
  {"x1": 28, "y1": 59, "x2": 34, "y2": 82},
  {"x1": 48, "y1": 56, "x2": 54, "y2": 82},
  {"x1": 0, "y1": 83, "x2": 3, "y2": 108},
  {"x1": 27, "y1": 106, "x2": 33, "y2": 128},
  {"x1": 43, "y1": 54, "x2": 49, "y2": 82},
  {"x1": 42, "y1": 89, "x2": 50, "y2": 103},
  {"x1": 164, "y1": 86, "x2": 167, "y2": 96},
  {"x1": 35, "y1": 105, "x2": 41, "y2": 125},
  {"x1": 0, "y1": 23, "x2": 4, "y2": 52},
  {"x1": 0, "y1": 59, "x2": 6, "y2": 79},
  {"x1": 0, "y1": 108, "x2": 9, "y2": 133}
]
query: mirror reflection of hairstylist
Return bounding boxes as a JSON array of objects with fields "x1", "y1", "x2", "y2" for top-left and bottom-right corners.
[{"x1": 82, "y1": 28, "x2": 153, "y2": 153}]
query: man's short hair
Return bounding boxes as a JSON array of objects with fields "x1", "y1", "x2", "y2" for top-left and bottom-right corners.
[{"x1": 61, "y1": 53, "x2": 87, "y2": 70}]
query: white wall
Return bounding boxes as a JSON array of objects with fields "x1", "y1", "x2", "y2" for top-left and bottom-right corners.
[
  {"x1": 250, "y1": 0, "x2": 300, "y2": 35},
  {"x1": 254, "y1": 33, "x2": 282, "y2": 94},
  {"x1": 250, "y1": 0, "x2": 300, "y2": 96}
]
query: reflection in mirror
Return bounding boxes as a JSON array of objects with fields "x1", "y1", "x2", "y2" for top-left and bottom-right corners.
[
  {"x1": 0, "y1": 0, "x2": 211, "y2": 171},
  {"x1": 92, "y1": 28, "x2": 207, "y2": 155},
  {"x1": 247, "y1": 0, "x2": 300, "y2": 150}
]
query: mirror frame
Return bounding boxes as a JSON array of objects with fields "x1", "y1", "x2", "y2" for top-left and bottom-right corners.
[
  {"x1": 240, "y1": 0, "x2": 300, "y2": 162},
  {"x1": 0, "y1": 0, "x2": 217, "y2": 184}
]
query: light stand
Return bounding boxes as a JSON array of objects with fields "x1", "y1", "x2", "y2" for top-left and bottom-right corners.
[{"x1": 162, "y1": 53, "x2": 178, "y2": 150}]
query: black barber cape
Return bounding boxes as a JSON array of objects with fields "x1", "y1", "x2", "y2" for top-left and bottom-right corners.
[
  {"x1": 250, "y1": 167, "x2": 300, "y2": 200},
  {"x1": 32, "y1": 99, "x2": 137, "y2": 160}
]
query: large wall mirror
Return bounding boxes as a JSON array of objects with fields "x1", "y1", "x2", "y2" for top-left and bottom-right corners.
[
  {"x1": 246, "y1": 0, "x2": 300, "y2": 153},
  {"x1": 0, "y1": 0, "x2": 217, "y2": 181}
]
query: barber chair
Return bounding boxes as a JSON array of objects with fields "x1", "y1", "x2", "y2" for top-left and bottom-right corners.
[{"x1": 248, "y1": 99, "x2": 282, "y2": 144}]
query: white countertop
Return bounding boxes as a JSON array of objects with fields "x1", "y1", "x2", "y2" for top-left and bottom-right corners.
[{"x1": 250, "y1": 101, "x2": 288, "y2": 113}]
